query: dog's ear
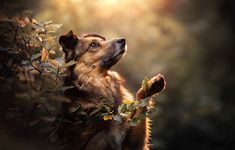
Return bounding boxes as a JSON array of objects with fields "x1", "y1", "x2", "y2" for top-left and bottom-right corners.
[{"x1": 59, "y1": 30, "x2": 79, "y2": 52}]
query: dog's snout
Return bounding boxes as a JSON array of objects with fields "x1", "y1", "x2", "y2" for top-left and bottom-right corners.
[{"x1": 116, "y1": 38, "x2": 126, "y2": 45}]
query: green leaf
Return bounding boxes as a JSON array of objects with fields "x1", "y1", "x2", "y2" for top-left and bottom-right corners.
[
  {"x1": 59, "y1": 72, "x2": 67, "y2": 77},
  {"x1": 89, "y1": 107, "x2": 102, "y2": 116},
  {"x1": 147, "y1": 107, "x2": 157, "y2": 116},
  {"x1": 77, "y1": 110, "x2": 88, "y2": 116},
  {"x1": 128, "y1": 118, "x2": 140, "y2": 126},
  {"x1": 69, "y1": 106, "x2": 79, "y2": 113},
  {"x1": 118, "y1": 104, "x2": 127, "y2": 113},
  {"x1": 104, "y1": 105, "x2": 112, "y2": 113},
  {"x1": 31, "y1": 53, "x2": 41, "y2": 60},
  {"x1": 21, "y1": 60, "x2": 29, "y2": 65},
  {"x1": 113, "y1": 115, "x2": 124, "y2": 124},
  {"x1": 139, "y1": 98, "x2": 149, "y2": 107},
  {"x1": 44, "y1": 20, "x2": 53, "y2": 25},
  {"x1": 137, "y1": 113, "x2": 148, "y2": 120},
  {"x1": 101, "y1": 112, "x2": 109, "y2": 116},
  {"x1": 141, "y1": 77, "x2": 149, "y2": 91},
  {"x1": 63, "y1": 60, "x2": 77, "y2": 67},
  {"x1": 49, "y1": 133, "x2": 57, "y2": 142},
  {"x1": 60, "y1": 86, "x2": 75, "y2": 91}
]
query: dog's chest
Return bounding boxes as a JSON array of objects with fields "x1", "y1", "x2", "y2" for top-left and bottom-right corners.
[{"x1": 60, "y1": 121, "x2": 128, "y2": 150}]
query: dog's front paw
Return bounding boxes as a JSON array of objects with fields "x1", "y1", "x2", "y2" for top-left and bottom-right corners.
[
  {"x1": 136, "y1": 74, "x2": 166, "y2": 100},
  {"x1": 148, "y1": 74, "x2": 166, "y2": 96}
]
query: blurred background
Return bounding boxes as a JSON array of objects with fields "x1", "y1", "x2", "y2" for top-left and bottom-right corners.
[{"x1": 0, "y1": 0, "x2": 235, "y2": 149}]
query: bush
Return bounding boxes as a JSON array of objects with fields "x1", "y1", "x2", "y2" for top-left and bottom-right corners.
[{"x1": 0, "y1": 14, "x2": 75, "y2": 146}]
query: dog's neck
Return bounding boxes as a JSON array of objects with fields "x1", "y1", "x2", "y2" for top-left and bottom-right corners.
[
  {"x1": 64, "y1": 63, "x2": 133, "y2": 109},
  {"x1": 74, "y1": 69, "x2": 123, "y2": 103}
]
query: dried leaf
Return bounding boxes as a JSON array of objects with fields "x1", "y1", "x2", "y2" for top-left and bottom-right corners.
[
  {"x1": 50, "y1": 59, "x2": 60, "y2": 67},
  {"x1": 31, "y1": 18, "x2": 37, "y2": 24},
  {"x1": 37, "y1": 36, "x2": 43, "y2": 42},
  {"x1": 49, "y1": 50, "x2": 56, "y2": 55},
  {"x1": 103, "y1": 115, "x2": 113, "y2": 121},
  {"x1": 41, "y1": 48, "x2": 49, "y2": 61}
]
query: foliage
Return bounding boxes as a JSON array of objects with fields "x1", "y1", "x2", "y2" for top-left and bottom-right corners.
[
  {"x1": 0, "y1": 15, "x2": 77, "y2": 140},
  {"x1": 53, "y1": 78, "x2": 156, "y2": 127},
  {"x1": 66, "y1": 97, "x2": 153, "y2": 126},
  {"x1": 0, "y1": 15, "x2": 82, "y2": 98}
]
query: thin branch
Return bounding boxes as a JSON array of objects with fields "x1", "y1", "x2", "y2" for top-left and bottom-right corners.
[{"x1": 24, "y1": 67, "x2": 39, "y2": 92}]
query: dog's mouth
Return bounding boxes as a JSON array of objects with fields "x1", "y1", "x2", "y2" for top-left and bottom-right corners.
[
  {"x1": 100, "y1": 46, "x2": 126, "y2": 70},
  {"x1": 114, "y1": 47, "x2": 126, "y2": 60},
  {"x1": 118, "y1": 48, "x2": 126, "y2": 55},
  {"x1": 100, "y1": 38, "x2": 127, "y2": 70}
]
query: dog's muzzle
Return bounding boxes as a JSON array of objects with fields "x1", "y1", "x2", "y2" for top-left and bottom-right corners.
[{"x1": 100, "y1": 38, "x2": 127, "y2": 69}]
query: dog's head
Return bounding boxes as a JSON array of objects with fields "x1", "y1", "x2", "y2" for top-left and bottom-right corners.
[{"x1": 59, "y1": 31, "x2": 126, "y2": 74}]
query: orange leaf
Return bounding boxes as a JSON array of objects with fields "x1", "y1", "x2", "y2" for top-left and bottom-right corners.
[
  {"x1": 103, "y1": 115, "x2": 113, "y2": 121},
  {"x1": 122, "y1": 99, "x2": 134, "y2": 105},
  {"x1": 41, "y1": 48, "x2": 49, "y2": 61}
]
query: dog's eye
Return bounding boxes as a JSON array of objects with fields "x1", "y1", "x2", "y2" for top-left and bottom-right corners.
[{"x1": 89, "y1": 42, "x2": 98, "y2": 49}]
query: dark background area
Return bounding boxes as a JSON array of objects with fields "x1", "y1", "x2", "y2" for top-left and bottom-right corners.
[{"x1": 0, "y1": 0, "x2": 235, "y2": 150}]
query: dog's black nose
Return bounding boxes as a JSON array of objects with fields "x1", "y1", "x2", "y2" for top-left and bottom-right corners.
[{"x1": 116, "y1": 38, "x2": 126, "y2": 45}]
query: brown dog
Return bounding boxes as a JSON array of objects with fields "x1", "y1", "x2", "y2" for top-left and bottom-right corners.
[{"x1": 56, "y1": 31, "x2": 166, "y2": 150}]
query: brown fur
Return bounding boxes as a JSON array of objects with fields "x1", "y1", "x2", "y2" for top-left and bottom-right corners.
[{"x1": 56, "y1": 31, "x2": 166, "y2": 150}]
